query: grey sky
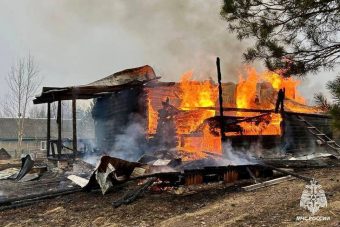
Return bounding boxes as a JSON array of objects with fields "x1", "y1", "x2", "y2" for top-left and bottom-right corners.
[{"x1": 0, "y1": 0, "x2": 338, "y2": 104}]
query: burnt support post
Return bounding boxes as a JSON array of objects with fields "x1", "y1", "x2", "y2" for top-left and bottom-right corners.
[
  {"x1": 47, "y1": 102, "x2": 51, "y2": 157},
  {"x1": 280, "y1": 89, "x2": 286, "y2": 148},
  {"x1": 216, "y1": 57, "x2": 226, "y2": 143},
  {"x1": 57, "y1": 100, "x2": 62, "y2": 157},
  {"x1": 72, "y1": 98, "x2": 77, "y2": 157}
]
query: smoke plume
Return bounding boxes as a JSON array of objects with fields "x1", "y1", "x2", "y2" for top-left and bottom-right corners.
[{"x1": 26, "y1": 0, "x2": 256, "y2": 82}]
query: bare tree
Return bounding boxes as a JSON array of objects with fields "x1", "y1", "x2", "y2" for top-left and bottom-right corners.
[
  {"x1": 29, "y1": 104, "x2": 47, "y2": 118},
  {"x1": 0, "y1": 106, "x2": 3, "y2": 118},
  {"x1": 2, "y1": 54, "x2": 42, "y2": 156}
]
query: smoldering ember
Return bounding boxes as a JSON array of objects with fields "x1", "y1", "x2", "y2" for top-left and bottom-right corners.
[{"x1": 1, "y1": 2, "x2": 340, "y2": 227}]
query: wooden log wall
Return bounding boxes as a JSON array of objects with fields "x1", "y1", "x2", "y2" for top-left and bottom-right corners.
[{"x1": 92, "y1": 86, "x2": 146, "y2": 152}]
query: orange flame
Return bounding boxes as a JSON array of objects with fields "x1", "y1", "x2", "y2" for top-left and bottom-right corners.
[
  {"x1": 179, "y1": 71, "x2": 217, "y2": 109},
  {"x1": 176, "y1": 71, "x2": 220, "y2": 159},
  {"x1": 263, "y1": 71, "x2": 305, "y2": 104},
  {"x1": 236, "y1": 68, "x2": 259, "y2": 109},
  {"x1": 146, "y1": 66, "x2": 320, "y2": 160},
  {"x1": 147, "y1": 93, "x2": 158, "y2": 135}
]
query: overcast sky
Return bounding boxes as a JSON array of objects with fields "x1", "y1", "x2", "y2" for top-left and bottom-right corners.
[{"x1": 0, "y1": 0, "x2": 338, "y2": 104}]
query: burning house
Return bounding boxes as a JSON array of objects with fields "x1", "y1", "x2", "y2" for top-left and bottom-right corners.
[
  {"x1": 1, "y1": 62, "x2": 336, "y2": 208},
  {"x1": 33, "y1": 64, "x2": 336, "y2": 162}
]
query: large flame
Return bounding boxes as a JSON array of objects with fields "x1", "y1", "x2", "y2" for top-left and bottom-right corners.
[
  {"x1": 146, "y1": 66, "x2": 320, "y2": 160},
  {"x1": 177, "y1": 71, "x2": 219, "y2": 159},
  {"x1": 179, "y1": 71, "x2": 217, "y2": 110},
  {"x1": 263, "y1": 71, "x2": 305, "y2": 103},
  {"x1": 236, "y1": 68, "x2": 258, "y2": 109},
  {"x1": 147, "y1": 94, "x2": 158, "y2": 135},
  {"x1": 236, "y1": 67, "x2": 307, "y2": 109}
]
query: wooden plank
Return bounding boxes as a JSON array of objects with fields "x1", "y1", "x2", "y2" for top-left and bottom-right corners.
[{"x1": 242, "y1": 175, "x2": 294, "y2": 191}]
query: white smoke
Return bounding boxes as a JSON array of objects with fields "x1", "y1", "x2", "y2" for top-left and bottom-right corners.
[
  {"x1": 81, "y1": 119, "x2": 146, "y2": 164},
  {"x1": 82, "y1": 155, "x2": 99, "y2": 166},
  {"x1": 221, "y1": 140, "x2": 260, "y2": 165},
  {"x1": 110, "y1": 120, "x2": 147, "y2": 161}
]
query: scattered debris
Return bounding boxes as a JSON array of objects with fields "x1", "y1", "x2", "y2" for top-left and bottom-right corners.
[
  {"x1": 15, "y1": 154, "x2": 34, "y2": 181},
  {"x1": 0, "y1": 168, "x2": 19, "y2": 180},
  {"x1": 0, "y1": 148, "x2": 11, "y2": 160},
  {"x1": 57, "y1": 160, "x2": 69, "y2": 170},
  {"x1": 2, "y1": 151, "x2": 333, "y2": 211},
  {"x1": 95, "y1": 163, "x2": 116, "y2": 194},
  {"x1": 67, "y1": 175, "x2": 89, "y2": 188},
  {"x1": 0, "y1": 187, "x2": 82, "y2": 211},
  {"x1": 68, "y1": 156, "x2": 143, "y2": 194},
  {"x1": 43, "y1": 206, "x2": 66, "y2": 216},
  {"x1": 18, "y1": 173, "x2": 40, "y2": 182},
  {"x1": 112, "y1": 177, "x2": 157, "y2": 207}
]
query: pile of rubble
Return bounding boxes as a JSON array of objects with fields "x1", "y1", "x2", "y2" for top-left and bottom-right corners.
[{"x1": 0, "y1": 151, "x2": 339, "y2": 210}]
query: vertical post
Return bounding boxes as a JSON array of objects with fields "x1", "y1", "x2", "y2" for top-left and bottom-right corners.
[
  {"x1": 216, "y1": 57, "x2": 226, "y2": 143},
  {"x1": 280, "y1": 88, "x2": 286, "y2": 143},
  {"x1": 47, "y1": 102, "x2": 51, "y2": 157},
  {"x1": 72, "y1": 98, "x2": 77, "y2": 157},
  {"x1": 57, "y1": 100, "x2": 62, "y2": 156}
]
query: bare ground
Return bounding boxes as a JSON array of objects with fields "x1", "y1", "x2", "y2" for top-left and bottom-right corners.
[{"x1": 1, "y1": 167, "x2": 339, "y2": 227}]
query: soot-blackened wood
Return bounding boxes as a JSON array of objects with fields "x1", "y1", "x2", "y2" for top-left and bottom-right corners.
[
  {"x1": 72, "y1": 98, "x2": 77, "y2": 156},
  {"x1": 57, "y1": 100, "x2": 62, "y2": 157},
  {"x1": 92, "y1": 87, "x2": 146, "y2": 153},
  {"x1": 216, "y1": 57, "x2": 226, "y2": 142},
  {"x1": 112, "y1": 177, "x2": 157, "y2": 208},
  {"x1": 47, "y1": 102, "x2": 51, "y2": 157}
]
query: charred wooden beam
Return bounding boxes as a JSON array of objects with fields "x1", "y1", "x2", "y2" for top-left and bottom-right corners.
[
  {"x1": 196, "y1": 107, "x2": 331, "y2": 119},
  {"x1": 210, "y1": 112, "x2": 272, "y2": 126},
  {"x1": 216, "y1": 57, "x2": 226, "y2": 142},
  {"x1": 72, "y1": 98, "x2": 77, "y2": 156}
]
